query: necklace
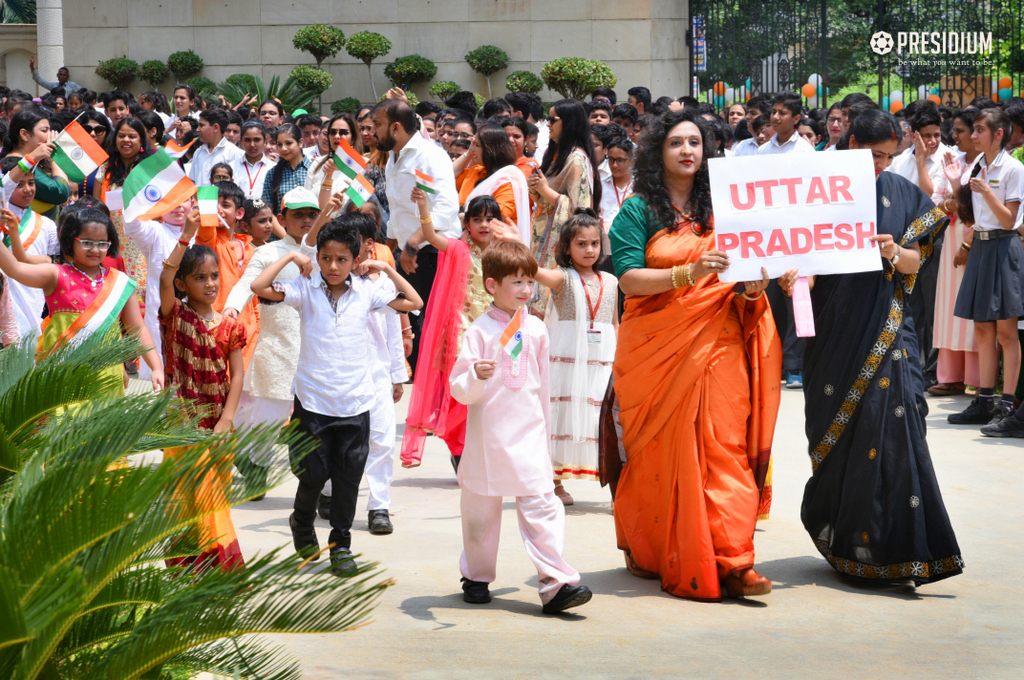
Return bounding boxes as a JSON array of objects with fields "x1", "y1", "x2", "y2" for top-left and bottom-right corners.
[
  {"x1": 671, "y1": 202, "x2": 701, "y2": 236},
  {"x1": 71, "y1": 263, "x2": 104, "y2": 289}
]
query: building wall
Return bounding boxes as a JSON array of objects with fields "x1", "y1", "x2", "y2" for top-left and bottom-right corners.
[
  {"x1": 60, "y1": 0, "x2": 689, "y2": 109},
  {"x1": 0, "y1": 24, "x2": 41, "y2": 95}
]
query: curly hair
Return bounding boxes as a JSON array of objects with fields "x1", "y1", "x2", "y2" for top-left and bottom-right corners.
[{"x1": 632, "y1": 108, "x2": 715, "y2": 234}]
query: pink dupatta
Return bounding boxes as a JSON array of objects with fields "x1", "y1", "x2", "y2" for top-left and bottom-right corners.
[{"x1": 401, "y1": 237, "x2": 472, "y2": 467}]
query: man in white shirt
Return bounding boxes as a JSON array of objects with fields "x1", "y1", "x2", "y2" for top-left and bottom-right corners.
[
  {"x1": 188, "y1": 109, "x2": 245, "y2": 187},
  {"x1": 231, "y1": 121, "x2": 277, "y2": 199},
  {"x1": 375, "y1": 97, "x2": 461, "y2": 371}
]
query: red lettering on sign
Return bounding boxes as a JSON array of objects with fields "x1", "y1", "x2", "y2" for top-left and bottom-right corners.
[
  {"x1": 765, "y1": 229, "x2": 792, "y2": 256},
  {"x1": 754, "y1": 179, "x2": 778, "y2": 207},
  {"x1": 741, "y1": 231, "x2": 765, "y2": 258},
  {"x1": 830, "y1": 175, "x2": 853, "y2": 202},
  {"x1": 806, "y1": 176, "x2": 830, "y2": 205},
  {"x1": 730, "y1": 183, "x2": 756, "y2": 211},
  {"x1": 813, "y1": 223, "x2": 835, "y2": 251},
  {"x1": 719, "y1": 233, "x2": 740, "y2": 251},
  {"x1": 855, "y1": 221, "x2": 875, "y2": 249},
  {"x1": 834, "y1": 223, "x2": 854, "y2": 250},
  {"x1": 778, "y1": 177, "x2": 803, "y2": 205},
  {"x1": 791, "y1": 228, "x2": 813, "y2": 254}
]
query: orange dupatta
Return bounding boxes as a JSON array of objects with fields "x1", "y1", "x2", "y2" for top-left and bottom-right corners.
[{"x1": 612, "y1": 223, "x2": 781, "y2": 599}]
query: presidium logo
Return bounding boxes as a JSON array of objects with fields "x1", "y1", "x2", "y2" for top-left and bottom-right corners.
[{"x1": 870, "y1": 30, "x2": 994, "y2": 55}]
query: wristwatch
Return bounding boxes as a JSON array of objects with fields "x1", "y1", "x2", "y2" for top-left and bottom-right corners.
[{"x1": 404, "y1": 243, "x2": 419, "y2": 257}]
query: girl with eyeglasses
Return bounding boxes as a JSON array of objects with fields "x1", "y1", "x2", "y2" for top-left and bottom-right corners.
[
  {"x1": 305, "y1": 113, "x2": 362, "y2": 209},
  {"x1": 821, "y1": 103, "x2": 845, "y2": 151}
]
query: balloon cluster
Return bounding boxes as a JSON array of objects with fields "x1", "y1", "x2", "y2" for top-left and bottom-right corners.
[
  {"x1": 799, "y1": 74, "x2": 829, "y2": 107},
  {"x1": 994, "y1": 76, "x2": 1015, "y2": 102},
  {"x1": 709, "y1": 78, "x2": 753, "y2": 109}
]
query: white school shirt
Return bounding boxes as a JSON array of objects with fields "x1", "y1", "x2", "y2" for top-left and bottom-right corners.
[
  {"x1": 384, "y1": 129, "x2": 461, "y2": 249},
  {"x1": 887, "y1": 143, "x2": 950, "y2": 189},
  {"x1": 731, "y1": 137, "x2": 761, "y2": 157},
  {"x1": 1, "y1": 201, "x2": 58, "y2": 338},
  {"x1": 367, "y1": 277, "x2": 408, "y2": 390},
  {"x1": 231, "y1": 155, "x2": 276, "y2": 200},
  {"x1": 188, "y1": 136, "x2": 245, "y2": 187},
  {"x1": 968, "y1": 149, "x2": 1024, "y2": 232},
  {"x1": 275, "y1": 272, "x2": 399, "y2": 418},
  {"x1": 599, "y1": 174, "x2": 632, "y2": 232},
  {"x1": 756, "y1": 132, "x2": 816, "y2": 155}
]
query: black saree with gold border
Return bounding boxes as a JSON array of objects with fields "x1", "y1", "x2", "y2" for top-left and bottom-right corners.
[{"x1": 801, "y1": 171, "x2": 964, "y2": 585}]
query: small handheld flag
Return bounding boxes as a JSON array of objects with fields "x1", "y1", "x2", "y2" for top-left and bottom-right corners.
[
  {"x1": 196, "y1": 185, "x2": 220, "y2": 228},
  {"x1": 52, "y1": 120, "x2": 108, "y2": 183},
  {"x1": 344, "y1": 174, "x2": 375, "y2": 208},
  {"x1": 499, "y1": 307, "x2": 526, "y2": 376},
  {"x1": 333, "y1": 138, "x2": 369, "y2": 180},
  {"x1": 164, "y1": 138, "x2": 196, "y2": 160},
  {"x1": 123, "y1": 148, "x2": 197, "y2": 222},
  {"x1": 414, "y1": 169, "x2": 437, "y2": 195}
]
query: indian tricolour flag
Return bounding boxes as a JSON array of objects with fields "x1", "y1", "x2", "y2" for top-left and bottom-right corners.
[
  {"x1": 344, "y1": 174, "x2": 375, "y2": 207},
  {"x1": 500, "y1": 306, "x2": 526, "y2": 374},
  {"x1": 123, "y1": 148, "x2": 197, "y2": 222},
  {"x1": 164, "y1": 138, "x2": 195, "y2": 160},
  {"x1": 332, "y1": 138, "x2": 368, "y2": 179},
  {"x1": 196, "y1": 185, "x2": 219, "y2": 227},
  {"x1": 52, "y1": 120, "x2": 108, "y2": 183},
  {"x1": 414, "y1": 169, "x2": 437, "y2": 194}
]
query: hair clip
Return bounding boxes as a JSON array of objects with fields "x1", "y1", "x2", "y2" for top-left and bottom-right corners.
[{"x1": 250, "y1": 198, "x2": 266, "y2": 210}]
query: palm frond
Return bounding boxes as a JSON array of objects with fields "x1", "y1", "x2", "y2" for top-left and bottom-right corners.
[{"x1": 163, "y1": 637, "x2": 301, "y2": 680}]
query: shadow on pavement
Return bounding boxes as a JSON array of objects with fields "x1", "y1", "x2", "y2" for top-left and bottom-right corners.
[
  {"x1": 757, "y1": 555, "x2": 957, "y2": 600},
  {"x1": 400, "y1": 588, "x2": 588, "y2": 628}
]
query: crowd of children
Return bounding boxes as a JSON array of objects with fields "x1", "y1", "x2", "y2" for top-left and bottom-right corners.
[{"x1": 1, "y1": 74, "x2": 1021, "y2": 614}]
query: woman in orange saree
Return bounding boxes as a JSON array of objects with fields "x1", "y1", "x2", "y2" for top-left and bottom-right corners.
[{"x1": 608, "y1": 110, "x2": 783, "y2": 600}]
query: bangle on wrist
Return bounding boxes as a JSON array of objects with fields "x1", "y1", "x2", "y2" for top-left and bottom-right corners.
[
  {"x1": 961, "y1": 241, "x2": 971, "y2": 251},
  {"x1": 419, "y1": 214, "x2": 433, "y2": 224},
  {"x1": 162, "y1": 259, "x2": 180, "y2": 271},
  {"x1": 891, "y1": 244, "x2": 901, "y2": 265},
  {"x1": 742, "y1": 290, "x2": 765, "y2": 301},
  {"x1": 17, "y1": 158, "x2": 33, "y2": 174},
  {"x1": 20, "y1": 155, "x2": 36, "y2": 167},
  {"x1": 177, "y1": 238, "x2": 189, "y2": 248}
]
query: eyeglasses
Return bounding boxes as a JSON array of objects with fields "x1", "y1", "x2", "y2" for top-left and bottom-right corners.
[
  {"x1": 452, "y1": 132, "x2": 473, "y2": 140},
  {"x1": 75, "y1": 237, "x2": 111, "y2": 251},
  {"x1": 607, "y1": 156, "x2": 631, "y2": 165},
  {"x1": 547, "y1": 116, "x2": 561, "y2": 125},
  {"x1": 82, "y1": 125, "x2": 105, "y2": 134},
  {"x1": 827, "y1": 117, "x2": 843, "y2": 124}
]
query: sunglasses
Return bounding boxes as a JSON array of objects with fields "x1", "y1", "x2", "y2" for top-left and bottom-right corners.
[
  {"x1": 75, "y1": 237, "x2": 111, "y2": 251},
  {"x1": 82, "y1": 125, "x2": 105, "y2": 134},
  {"x1": 547, "y1": 115, "x2": 561, "y2": 125}
]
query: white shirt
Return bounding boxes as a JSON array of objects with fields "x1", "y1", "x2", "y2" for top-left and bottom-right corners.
[
  {"x1": 1, "y1": 200, "x2": 58, "y2": 338},
  {"x1": 188, "y1": 136, "x2": 245, "y2": 187},
  {"x1": 887, "y1": 143, "x2": 950, "y2": 190},
  {"x1": 384, "y1": 129, "x2": 461, "y2": 249},
  {"x1": 599, "y1": 174, "x2": 632, "y2": 233},
  {"x1": 731, "y1": 137, "x2": 761, "y2": 157},
  {"x1": 367, "y1": 277, "x2": 408, "y2": 388},
  {"x1": 231, "y1": 155, "x2": 277, "y2": 200},
  {"x1": 597, "y1": 158, "x2": 611, "y2": 183},
  {"x1": 535, "y1": 122, "x2": 550, "y2": 162},
  {"x1": 967, "y1": 149, "x2": 1024, "y2": 231},
  {"x1": 756, "y1": 132, "x2": 816, "y2": 155},
  {"x1": 276, "y1": 272, "x2": 399, "y2": 418}
]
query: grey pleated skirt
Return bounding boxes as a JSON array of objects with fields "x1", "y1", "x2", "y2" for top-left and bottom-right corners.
[{"x1": 953, "y1": 234, "x2": 1024, "y2": 322}]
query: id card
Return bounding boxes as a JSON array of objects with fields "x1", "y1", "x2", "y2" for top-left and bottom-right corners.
[{"x1": 587, "y1": 329, "x2": 602, "y2": 344}]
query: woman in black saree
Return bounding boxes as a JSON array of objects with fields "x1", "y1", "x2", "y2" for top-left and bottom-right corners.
[{"x1": 782, "y1": 110, "x2": 964, "y2": 585}]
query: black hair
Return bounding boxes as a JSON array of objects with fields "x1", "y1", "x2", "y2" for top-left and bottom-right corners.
[
  {"x1": 591, "y1": 87, "x2": 617, "y2": 105},
  {"x1": 751, "y1": 113, "x2": 768, "y2": 134},
  {"x1": 554, "y1": 207, "x2": 605, "y2": 269},
  {"x1": 840, "y1": 92, "x2": 874, "y2": 110},
  {"x1": 104, "y1": 118, "x2": 152, "y2": 185},
  {"x1": 267, "y1": 123, "x2": 302, "y2": 211},
  {"x1": 60, "y1": 207, "x2": 119, "y2": 260},
  {"x1": 705, "y1": 117, "x2": 728, "y2": 157},
  {"x1": 225, "y1": 109, "x2": 244, "y2": 128},
  {"x1": 954, "y1": 109, "x2": 1012, "y2": 225},
  {"x1": 1004, "y1": 102, "x2": 1024, "y2": 130},
  {"x1": 590, "y1": 122, "x2": 626, "y2": 148},
  {"x1": 968, "y1": 96, "x2": 998, "y2": 110},
  {"x1": 134, "y1": 110, "x2": 165, "y2": 148},
  {"x1": 174, "y1": 244, "x2": 218, "y2": 300},
  {"x1": 606, "y1": 135, "x2": 634, "y2": 156},
  {"x1": 0, "y1": 156, "x2": 21, "y2": 174},
  {"x1": 316, "y1": 214, "x2": 363, "y2": 256},
  {"x1": 415, "y1": 100, "x2": 441, "y2": 117},
  {"x1": 541, "y1": 99, "x2": 603, "y2": 210},
  {"x1": 588, "y1": 100, "x2": 613, "y2": 117},
  {"x1": 297, "y1": 113, "x2": 322, "y2": 130},
  {"x1": 209, "y1": 162, "x2": 234, "y2": 183},
  {"x1": 476, "y1": 124, "x2": 518, "y2": 179},
  {"x1": 445, "y1": 91, "x2": 479, "y2": 117},
  {"x1": 258, "y1": 99, "x2": 285, "y2": 118},
  {"x1": 215, "y1": 180, "x2": 245, "y2": 211},
  {"x1": 2, "y1": 105, "x2": 48, "y2": 154},
  {"x1": 371, "y1": 98, "x2": 418, "y2": 134},
  {"x1": 734, "y1": 118, "x2": 752, "y2": 140},
  {"x1": 497, "y1": 115, "x2": 530, "y2": 139},
  {"x1": 128, "y1": 101, "x2": 142, "y2": 117},
  {"x1": 747, "y1": 96, "x2": 771, "y2": 114},
  {"x1": 636, "y1": 114, "x2": 656, "y2": 134},
  {"x1": 450, "y1": 138, "x2": 471, "y2": 151},
  {"x1": 678, "y1": 95, "x2": 700, "y2": 110},
  {"x1": 838, "y1": 108, "x2": 901, "y2": 151},
  {"x1": 106, "y1": 90, "x2": 131, "y2": 108},
  {"x1": 634, "y1": 108, "x2": 715, "y2": 235},
  {"x1": 464, "y1": 195, "x2": 502, "y2": 221},
  {"x1": 612, "y1": 103, "x2": 638, "y2": 125},
  {"x1": 771, "y1": 92, "x2": 803, "y2": 122},
  {"x1": 199, "y1": 108, "x2": 228, "y2": 136},
  {"x1": 909, "y1": 108, "x2": 942, "y2": 132},
  {"x1": 649, "y1": 96, "x2": 674, "y2": 117},
  {"x1": 172, "y1": 84, "x2": 198, "y2": 110},
  {"x1": 344, "y1": 194, "x2": 384, "y2": 227},
  {"x1": 347, "y1": 212, "x2": 378, "y2": 245},
  {"x1": 180, "y1": 116, "x2": 199, "y2": 131},
  {"x1": 68, "y1": 195, "x2": 111, "y2": 218},
  {"x1": 627, "y1": 86, "x2": 652, "y2": 110},
  {"x1": 482, "y1": 97, "x2": 513, "y2": 119},
  {"x1": 240, "y1": 120, "x2": 267, "y2": 139},
  {"x1": 798, "y1": 117, "x2": 823, "y2": 144},
  {"x1": 241, "y1": 197, "x2": 272, "y2": 227}
]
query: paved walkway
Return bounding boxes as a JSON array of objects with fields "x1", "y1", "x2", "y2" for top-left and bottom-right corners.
[{"x1": 223, "y1": 389, "x2": 1023, "y2": 679}]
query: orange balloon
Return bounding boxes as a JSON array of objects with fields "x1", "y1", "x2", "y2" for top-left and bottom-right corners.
[
  {"x1": 999, "y1": 76, "x2": 1013, "y2": 89},
  {"x1": 927, "y1": 94, "x2": 941, "y2": 104},
  {"x1": 890, "y1": 100, "x2": 904, "y2": 113},
  {"x1": 801, "y1": 83, "x2": 816, "y2": 98},
  {"x1": 713, "y1": 82, "x2": 726, "y2": 95},
  {"x1": 746, "y1": 91, "x2": 751, "y2": 101},
  {"x1": 993, "y1": 91, "x2": 1001, "y2": 102}
]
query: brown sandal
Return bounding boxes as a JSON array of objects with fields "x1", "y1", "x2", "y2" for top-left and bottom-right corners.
[
  {"x1": 721, "y1": 567, "x2": 772, "y2": 597},
  {"x1": 623, "y1": 549, "x2": 659, "y2": 579},
  {"x1": 554, "y1": 481, "x2": 574, "y2": 506}
]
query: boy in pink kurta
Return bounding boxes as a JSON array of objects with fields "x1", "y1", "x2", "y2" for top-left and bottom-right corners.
[{"x1": 449, "y1": 241, "x2": 592, "y2": 615}]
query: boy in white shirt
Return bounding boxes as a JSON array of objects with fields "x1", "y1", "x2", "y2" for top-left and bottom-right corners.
[{"x1": 250, "y1": 214, "x2": 423, "y2": 574}]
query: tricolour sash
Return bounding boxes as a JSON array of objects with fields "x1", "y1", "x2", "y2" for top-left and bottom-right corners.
[
  {"x1": 2, "y1": 209, "x2": 43, "y2": 249},
  {"x1": 50, "y1": 269, "x2": 137, "y2": 351}
]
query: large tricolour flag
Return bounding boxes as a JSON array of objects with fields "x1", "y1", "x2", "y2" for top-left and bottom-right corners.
[
  {"x1": 52, "y1": 120, "x2": 108, "y2": 183},
  {"x1": 123, "y1": 148, "x2": 197, "y2": 222},
  {"x1": 332, "y1": 138, "x2": 368, "y2": 179}
]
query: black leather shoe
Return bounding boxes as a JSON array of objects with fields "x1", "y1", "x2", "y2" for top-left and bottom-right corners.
[
  {"x1": 461, "y1": 577, "x2": 491, "y2": 604},
  {"x1": 981, "y1": 413, "x2": 1024, "y2": 438},
  {"x1": 329, "y1": 548, "x2": 358, "y2": 577},
  {"x1": 317, "y1": 494, "x2": 331, "y2": 520},
  {"x1": 542, "y1": 584, "x2": 592, "y2": 614},
  {"x1": 947, "y1": 397, "x2": 995, "y2": 425},
  {"x1": 450, "y1": 454, "x2": 461, "y2": 474},
  {"x1": 289, "y1": 512, "x2": 319, "y2": 560},
  {"x1": 368, "y1": 509, "x2": 394, "y2": 535}
]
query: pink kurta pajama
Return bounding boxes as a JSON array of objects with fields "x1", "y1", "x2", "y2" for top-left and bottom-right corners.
[{"x1": 450, "y1": 306, "x2": 580, "y2": 604}]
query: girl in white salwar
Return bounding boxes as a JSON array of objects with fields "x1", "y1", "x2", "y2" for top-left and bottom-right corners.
[{"x1": 532, "y1": 209, "x2": 618, "y2": 505}]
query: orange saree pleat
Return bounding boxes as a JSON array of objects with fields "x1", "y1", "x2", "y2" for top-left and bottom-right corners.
[{"x1": 612, "y1": 226, "x2": 780, "y2": 600}]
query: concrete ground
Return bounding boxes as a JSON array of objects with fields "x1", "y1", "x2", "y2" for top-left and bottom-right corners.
[{"x1": 222, "y1": 388, "x2": 1023, "y2": 680}]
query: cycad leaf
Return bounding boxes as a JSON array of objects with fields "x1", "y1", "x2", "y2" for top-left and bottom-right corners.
[
  {"x1": 163, "y1": 637, "x2": 301, "y2": 680},
  {"x1": 0, "y1": 565, "x2": 29, "y2": 652}
]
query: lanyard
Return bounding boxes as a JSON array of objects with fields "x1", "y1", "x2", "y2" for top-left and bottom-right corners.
[
  {"x1": 577, "y1": 270, "x2": 604, "y2": 329},
  {"x1": 612, "y1": 180, "x2": 632, "y2": 207},
  {"x1": 244, "y1": 161, "x2": 264, "y2": 194}
]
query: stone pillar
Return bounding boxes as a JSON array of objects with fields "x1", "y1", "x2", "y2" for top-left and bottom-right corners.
[{"x1": 35, "y1": 0, "x2": 64, "y2": 92}]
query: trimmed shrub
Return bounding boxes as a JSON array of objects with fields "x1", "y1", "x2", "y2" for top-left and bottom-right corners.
[
  {"x1": 428, "y1": 80, "x2": 462, "y2": 101},
  {"x1": 138, "y1": 59, "x2": 168, "y2": 89},
  {"x1": 465, "y1": 45, "x2": 509, "y2": 97},
  {"x1": 384, "y1": 54, "x2": 437, "y2": 90},
  {"x1": 290, "y1": 65, "x2": 333, "y2": 95},
  {"x1": 505, "y1": 70, "x2": 544, "y2": 94},
  {"x1": 540, "y1": 57, "x2": 617, "y2": 100},
  {"x1": 331, "y1": 97, "x2": 363, "y2": 115},
  {"x1": 345, "y1": 31, "x2": 392, "y2": 100},
  {"x1": 95, "y1": 56, "x2": 139, "y2": 90},
  {"x1": 167, "y1": 49, "x2": 204, "y2": 80},
  {"x1": 292, "y1": 24, "x2": 346, "y2": 69},
  {"x1": 184, "y1": 76, "x2": 217, "y2": 99}
]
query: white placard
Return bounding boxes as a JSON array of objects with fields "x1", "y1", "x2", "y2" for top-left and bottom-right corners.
[
  {"x1": 708, "y1": 149, "x2": 882, "y2": 282},
  {"x1": 104, "y1": 189, "x2": 124, "y2": 212}
]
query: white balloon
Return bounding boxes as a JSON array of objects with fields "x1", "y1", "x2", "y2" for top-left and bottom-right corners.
[
  {"x1": 807, "y1": 95, "x2": 819, "y2": 108},
  {"x1": 807, "y1": 73, "x2": 822, "y2": 86},
  {"x1": 890, "y1": 90, "x2": 904, "y2": 102},
  {"x1": 917, "y1": 85, "x2": 929, "y2": 99},
  {"x1": 725, "y1": 88, "x2": 735, "y2": 102}
]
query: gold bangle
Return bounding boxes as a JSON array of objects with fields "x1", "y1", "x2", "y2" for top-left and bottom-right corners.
[
  {"x1": 683, "y1": 263, "x2": 693, "y2": 287},
  {"x1": 321, "y1": 182, "x2": 333, "y2": 191},
  {"x1": 742, "y1": 290, "x2": 765, "y2": 301},
  {"x1": 671, "y1": 265, "x2": 682, "y2": 288},
  {"x1": 162, "y1": 259, "x2": 179, "y2": 271},
  {"x1": 419, "y1": 215, "x2": 433, "y2": 224}
]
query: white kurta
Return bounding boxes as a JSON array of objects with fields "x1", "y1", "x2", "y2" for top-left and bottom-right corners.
[
  {"x1": 4, "y1": 204, "x2": 59, "y2": 339},
  {"x1": 449, "y1": 307, "x2": 554, "y2": 497}
]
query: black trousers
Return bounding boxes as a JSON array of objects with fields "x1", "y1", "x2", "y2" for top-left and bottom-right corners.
[
  {"x1": 907, "y1": 232, "x2": 943, "y2": 383},
  {"x1": 766, "y1": 279, "x2": 805, "y2": 374},
  {"x1": 290, "y1": 398, "x2": 370, "y2": 550},
  {"x1": 397, "y1": 244, "x2": 439, "y2": 375}
]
